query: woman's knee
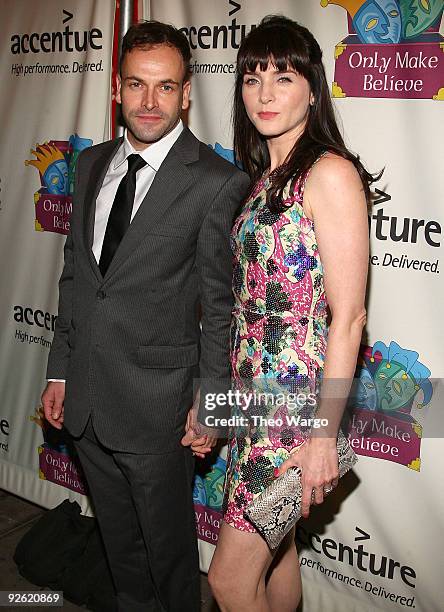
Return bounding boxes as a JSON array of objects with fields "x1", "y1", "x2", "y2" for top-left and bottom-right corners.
[
  {"x1": 209, "y1": 563, "x2": 266, "y2": 608},
  {"x1": 209, "y1": 564, "x2": 254, "y2": 607},
  {"x1": 208, "y1": 564, "x2": 233, "y2": 599}
]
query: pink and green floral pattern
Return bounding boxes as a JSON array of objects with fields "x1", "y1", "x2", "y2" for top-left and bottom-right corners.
[{"x1": 223, "y1": 159, "x2": 329, "y2": 532}]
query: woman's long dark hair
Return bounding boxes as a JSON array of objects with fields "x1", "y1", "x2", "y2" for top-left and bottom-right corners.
[{"x1": 234, "y1": 15, "x2": 379, "y2": 211}]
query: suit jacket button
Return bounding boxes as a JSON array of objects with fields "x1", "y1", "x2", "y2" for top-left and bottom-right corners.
[{"x1": 96, "y1": 290, "x2": 106, "y2": 300}]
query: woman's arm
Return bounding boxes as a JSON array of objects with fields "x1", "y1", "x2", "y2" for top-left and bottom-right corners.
[
  {"x1": 306, "y1": 153, "x2": 369, "y2": 438},
  {"x1": 279, "y1": 153, "x2": 369, "y2": 517}
]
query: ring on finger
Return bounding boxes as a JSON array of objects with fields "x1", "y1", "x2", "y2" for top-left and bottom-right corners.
[
  {"x1": 323, "y1": 484, "x2": 333, "y2": 494},
  {"x1": 311, "y1": 487, "x2": 323, "y2": 503}
]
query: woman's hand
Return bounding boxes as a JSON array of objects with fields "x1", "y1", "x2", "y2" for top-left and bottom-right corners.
[
  {"x1": 181, "y1": 404, "x2": 218, "y2": 458},
  {"x1": 277, "y1": 438, "x2": 339, "y2": 518}
]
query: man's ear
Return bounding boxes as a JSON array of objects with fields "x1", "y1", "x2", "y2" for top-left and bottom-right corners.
[
  {"x1": 182, "y1": 79, "x2": 191, "y2": 111},
  {"x1": 116, "y1": 74, "x2": 122, "y2": 104}
]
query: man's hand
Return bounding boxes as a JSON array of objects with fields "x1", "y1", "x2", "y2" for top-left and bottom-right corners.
[
  {"x1": 41, "y1": 382, "x2": 66, "y2": 430},
  {"x1": 181, "y1": 402, "x2": 218, "y2": 458}
]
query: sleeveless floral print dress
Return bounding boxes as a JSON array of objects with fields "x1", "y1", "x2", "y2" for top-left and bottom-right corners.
[{"x1": 222, "y1": 156, "x2": 329, "y2": 533}]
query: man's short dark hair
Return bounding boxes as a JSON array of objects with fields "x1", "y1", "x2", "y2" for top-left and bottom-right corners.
[{"x1": 120, "y1": 20, "x2": 191, "y2": 79}]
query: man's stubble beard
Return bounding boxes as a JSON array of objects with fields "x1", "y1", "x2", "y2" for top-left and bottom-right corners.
[{"x1": 123, "y1": 108, "x2": 180, "y2": 146}]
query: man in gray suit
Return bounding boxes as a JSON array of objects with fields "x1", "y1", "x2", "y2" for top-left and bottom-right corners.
[{"x1": 41, "y1": 20, "x2": 248, "y2": 612}]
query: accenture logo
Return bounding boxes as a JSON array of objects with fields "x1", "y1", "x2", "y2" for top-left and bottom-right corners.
[
  {"x1": 13, "y1": 305, "x2": 57, "y2": 331},
  {"x1": 179, "y1": 1, "x2": 256, "y2": 50},
  {"x1": 10, "y1": 10, "x2": 103, "y2": 55},
  {"x1": 297, "y1": 524, "x2": 416, "y2": 588},
  {"x1": 0, "y1": 417, "x2": 9, "y2": 453},
  {"x1": 369, "y1": 188, "x2": 441, "y2": 248}
]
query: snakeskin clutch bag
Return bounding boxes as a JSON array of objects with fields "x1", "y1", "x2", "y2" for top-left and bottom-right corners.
[{"x1": 243, "y1": 430, "x2": 357, "y2": 549}]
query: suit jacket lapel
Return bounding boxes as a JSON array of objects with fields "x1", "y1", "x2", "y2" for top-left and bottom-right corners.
[
  {"x1": 102, "y1": 127, "x2": 200, "y2": 282},
  {"x1": 82, "y1": 138, "x2": 123, "y2": 281}
]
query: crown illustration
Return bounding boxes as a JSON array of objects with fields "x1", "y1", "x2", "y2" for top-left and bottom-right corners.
[
  {"x1": 320, "y1": 0, "x2": 362, "y2": 17},
  {"x1": 30, "y1": 406, "x2": 45, "y2": 429},
  {"x1": 371, "y1": 340, "x2": 433, "y2": 408},
  {"x1": 25, "y1": 142, "x2": 65, "y2": 176}
]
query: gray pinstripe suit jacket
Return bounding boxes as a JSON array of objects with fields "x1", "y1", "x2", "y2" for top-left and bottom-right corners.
[{"x1": 46, "y1": 127, "x2": 249, "y2": 453}]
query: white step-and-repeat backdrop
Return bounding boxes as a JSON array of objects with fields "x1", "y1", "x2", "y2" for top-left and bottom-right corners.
[
  {"x1": 0, "y1": 0, "x2": 115, "y2": 512},
  {"x1": 0, "y1": 1, "x2": 442, "y2": 610},
  {"x1": 146, "y1": 2, "x2": 444, "y2": 611}
]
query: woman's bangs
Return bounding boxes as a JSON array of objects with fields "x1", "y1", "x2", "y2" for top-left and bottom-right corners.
[{"x1": 238, "y1": 28, "x2": 309, "y2": 76}]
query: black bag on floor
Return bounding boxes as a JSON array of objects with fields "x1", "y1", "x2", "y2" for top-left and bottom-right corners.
[
  {"x1": 61, "y1": 527, "x2": 117, "y2": 612},
  {"x1": 14, "y1": 499, "x2": 94, "y2": 587},
  {"x1": 14, "y1": 499, "x2": 117, "y2": 610}
]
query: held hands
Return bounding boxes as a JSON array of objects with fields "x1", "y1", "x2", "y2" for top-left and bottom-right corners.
[
  {"x1": 181, "y1": 391, "x2": 218, "y2": 458},
  {"x1": 41, "y1": 381, "x2": 66, "y2": 430},
  {"x1": 277, "y1": 437, "x2": 339, "y2": 518}
]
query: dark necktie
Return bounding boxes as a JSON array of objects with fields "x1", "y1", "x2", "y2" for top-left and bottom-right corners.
[{"x1": 99, "y1": 153, "x2": 146, "y2": 275}]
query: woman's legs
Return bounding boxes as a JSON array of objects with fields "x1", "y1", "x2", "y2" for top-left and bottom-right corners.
[
  {"x1": 209, "y1": 522, "x2": 301, "y2": 612},
  {"x1": 209, "y1": 521, "x2": 273, "y2": 612},
  {"x1": 266, "y1": 527, "x2": 301, "y2": 612}
]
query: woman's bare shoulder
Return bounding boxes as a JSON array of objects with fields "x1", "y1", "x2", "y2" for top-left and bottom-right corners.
[
  {"x1": 306, "y1": 152, "x2": 364, "y2": 201},
  {"x1": 311, "y1": 152, "x2": 361, "y2": 185}
]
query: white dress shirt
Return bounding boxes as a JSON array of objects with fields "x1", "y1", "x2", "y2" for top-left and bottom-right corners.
[
  {"x1": 92, "y1": 119, "x2": 184, "y2": 262},
  {"x1": 49, "y1": 120, "x2": 184, "y2": 383}
]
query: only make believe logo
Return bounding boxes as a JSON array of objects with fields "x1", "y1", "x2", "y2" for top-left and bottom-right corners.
[
  {"x1": 348, "y1": 340, "x2": 433, "y2": 470},
  {"x1": 25, "y1": 134, "x2": 92, "y2": 235},
  {"x1": 193, "y1": 455, "x2": 226, "y2": 544},
  {"x1": 209, "y1": 142, "x2": 236, "y2": 164},
  {"x1": 30, "y1": 406, "x2": 87, "y2": 494},
  {"x1": 322, "y1": 0, "x2": 444, "y2": 100}
]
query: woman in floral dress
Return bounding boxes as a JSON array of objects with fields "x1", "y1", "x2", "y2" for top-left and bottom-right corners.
[{"x1": 205, "y1": 16, "x2": 377, "y2": 612}]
